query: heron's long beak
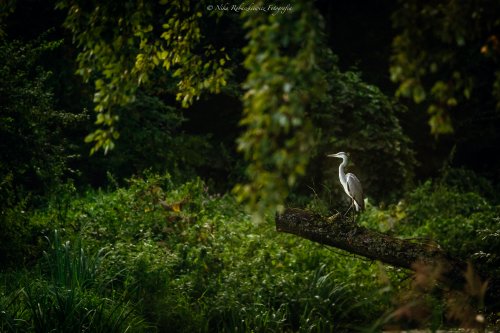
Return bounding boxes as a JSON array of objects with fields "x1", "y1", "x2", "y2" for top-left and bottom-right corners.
[{"x1": 327, "y1": 153, "x2": 340, "y2": 158}]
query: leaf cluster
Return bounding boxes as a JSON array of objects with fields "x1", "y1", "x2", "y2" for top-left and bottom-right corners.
[
  {"x1": 57, "y1": 0, "x2": 231, "y2": 154},
  {"x1": 234, "y1": 0, "x2": 329, "y2": 218}
]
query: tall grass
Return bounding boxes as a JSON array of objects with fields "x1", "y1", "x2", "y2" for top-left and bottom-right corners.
[
  {"x1": 41, "y1": 229, "x2": 105, "y2": 290},
  {"x1": 0, "y1": 288, "x2": 30, "y2": 332},
  {"x1": 0, "y1": 231, "x2": 148, "y2": 332},
  {"x1": 20, "y1": 282, "x2": 147, "y2": 333}
]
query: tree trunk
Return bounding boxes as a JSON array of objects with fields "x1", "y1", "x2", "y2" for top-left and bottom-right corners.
[{"x1": 275, "y1": 208, "x2": 498, "y2": 304}]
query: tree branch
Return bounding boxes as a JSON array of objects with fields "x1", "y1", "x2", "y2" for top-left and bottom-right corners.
[{"x1": 276, "y1": 208, "x2": 498, "y2": 303}]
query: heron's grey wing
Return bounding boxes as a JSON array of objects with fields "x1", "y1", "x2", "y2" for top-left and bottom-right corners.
[{"x1": 346, "y1": 173, "x2": 364, "y2": 211}]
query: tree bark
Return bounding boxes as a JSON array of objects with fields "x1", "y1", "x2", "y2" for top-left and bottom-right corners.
[{"x1": 275, "y1": 208, "x2": 498, "y2": 304}]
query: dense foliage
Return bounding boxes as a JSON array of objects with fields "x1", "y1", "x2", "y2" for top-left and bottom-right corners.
[
  {"x1": 1, "y1": 175, "x2": 390, "y2": 332},
  {"x1": 361, "y1": 168, "x2": 500, "y2": 276},
  {"x1": 390, "y1": 0, "x2": 500, "y2": 134},
  {"x1": 0, "y1": 37, "x2": 78, "y2": 200},
  {"x1": 2, "y1": 0, "x2": 500, "y2": 331},
  {"x1": 0, "y1": 36, "x2": 83, "y2": 264}
]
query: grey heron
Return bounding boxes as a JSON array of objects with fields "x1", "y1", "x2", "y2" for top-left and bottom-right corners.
[{"x1": 328, "y1": 152, "x2": 364, "y2": 220}]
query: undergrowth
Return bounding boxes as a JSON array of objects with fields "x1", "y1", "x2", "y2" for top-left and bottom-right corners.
[
  {"x1": 1, "y1": 173, "x2": 388, "y2": 332},
  {"x1": 2, "y1": 169, "x2": 498, "y2": 331}
]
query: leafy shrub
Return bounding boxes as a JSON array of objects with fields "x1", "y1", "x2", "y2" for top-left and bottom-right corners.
[
  {"x1": 402, "y1": 180, "x2": 499, "y2": 272},
  {"x1": 361, "y1": 170, "x2": 500, "y2": 279},
  {"x1": 440, "y1": 167, "x2": 498, "y2": 203},
  {"x1": 403, "y1": 180, "x2": 490, "y2": 228},
  {"x1": 0, "y1": 35, "x2": 84, "y2": 265},
  {"x1": 0, "y1": 36, "x2": 82, "y2": 203}
]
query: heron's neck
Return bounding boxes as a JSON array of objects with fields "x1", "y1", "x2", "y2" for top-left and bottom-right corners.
[{"x1": 338, "y1": 157, "x2": 348, "y2": 188}]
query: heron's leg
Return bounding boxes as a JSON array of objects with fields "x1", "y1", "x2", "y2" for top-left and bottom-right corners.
[
  {"x1": 343, "y1": 201, "x2": 353, "y2": 219},
  {"x1": 344, "y1": 200, "x2": 357, "y2": 223}
]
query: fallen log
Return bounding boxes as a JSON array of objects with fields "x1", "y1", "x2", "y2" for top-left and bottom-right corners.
[{"x1": 275, "y1": 208, "x2": 498, "y2": 305}]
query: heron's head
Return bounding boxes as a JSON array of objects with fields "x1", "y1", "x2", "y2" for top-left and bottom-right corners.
[{"x1": 327, "y1": 152, "x2": 349, "y2": 159}]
